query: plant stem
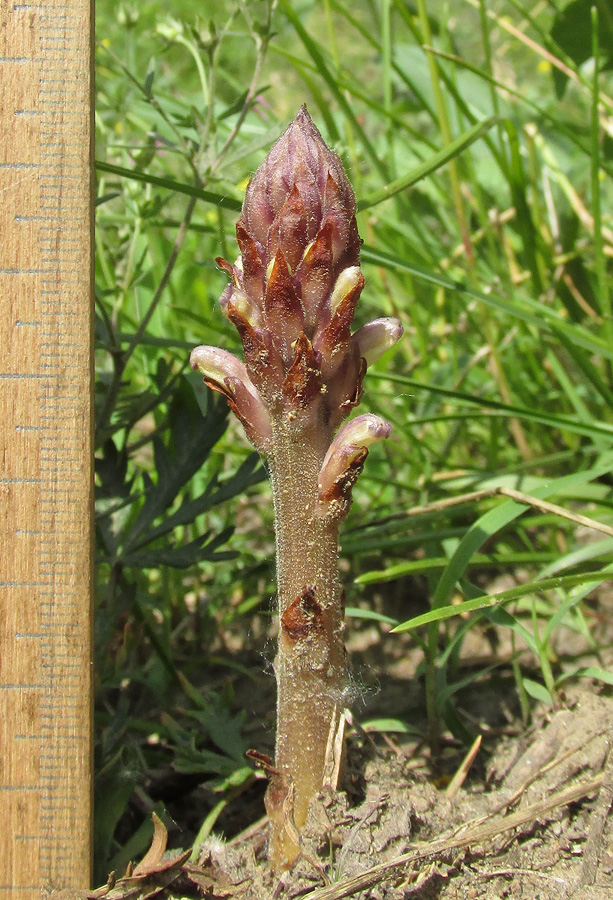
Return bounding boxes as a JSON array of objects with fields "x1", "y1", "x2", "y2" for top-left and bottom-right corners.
[
  {"x1": 590, "y1": 6, "x2": 612, "y2": 384},
  {"x1": 415, "y1": 0, "x2": 472, "y2": 265},
  {"x1": 266, "y1": 418, "x2": 346, "y2": 868}
]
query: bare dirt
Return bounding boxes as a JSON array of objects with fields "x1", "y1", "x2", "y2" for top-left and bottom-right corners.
[
  {"x1": 176, "y1": 683, "x2": 613, "y2": 900},
  {"x1": 57, "y1": 588, "x2": 613, "y2": 900}
]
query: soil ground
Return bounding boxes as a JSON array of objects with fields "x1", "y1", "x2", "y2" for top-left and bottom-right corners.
[{"x1": 60, "y1": 587, "x2": 613, "y2": 900}]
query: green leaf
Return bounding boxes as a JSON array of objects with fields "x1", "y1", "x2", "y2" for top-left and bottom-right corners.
[
  {"x1": 391, "y1": 569, "x2": 612, "y2": 633},
  {"x1": 361, "y1": 247, "x2": 613, "y2": 361},
  {"x1": 358, "y1": 116, "x2": 499, "y2": 210},
  {"x1": 551, "y1": 0, "x2": 613, "y2": 69},
  {"x1": 96, "y1": 439, "x2": 133, "y2": 499},
  {"x1": 345, "y1": 606, "x2": 398, "y2": 626},
  {"x1": 123, "y1": 381, "x2": 228, "y2": 551},
  {"x1": 361, "y1": 718, "x2": 422, "y2": 735},
  {"x1": 356, "y1": 551, "x2": 556, "y2": 585},
  {"x1": 95, "y1": 159, "x2": 243, "y2": 210},
  {"x1": 377, "y1": 373, "x2": 613, "y2": 441},
  {"x1": 556, "y1": 666, "x2": 613, "y2": 688},
  {"x1": 183, "y1": 700, "x2": 247, "y2": 762},
  {"x1": 121, "y1": 527, "x2": 237, "y2": 569},
  {"x1": 428, "y1": 454, "x2": 613, "y2": 615},
  {"x1": 128, "y1": 453, "x2": 265, "y2": 550},
  {"x1": 277, "y1": 0, "x2": 385, "y2": 175},
  {"x1": 522, "y1": 678, "x2": 553, "y2": 704},
  {"x1": 94, "y1": 765, "x2": 138, "y2": 882}
]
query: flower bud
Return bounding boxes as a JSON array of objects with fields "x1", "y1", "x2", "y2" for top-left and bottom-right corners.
[
  {"x1": 352, "y1": 317, "x2": 404, "y2": 366},
  {"x1": 156, "y1": 17, "x2": 184, "y2": 41},
  {"x1": 214, "y1": 106, "x2": 365, "y2": 428},
  {"x1": 190, "y1": 345, "x2": 272, "y2": 449},
  {"x1": 221, "y1": 287, "x2": 263, "y2": 329},
  {"x1": 318, "y1": 414, "x2": 392, "y2": 508}
]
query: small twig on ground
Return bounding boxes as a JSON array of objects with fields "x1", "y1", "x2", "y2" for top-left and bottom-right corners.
[
  {"x1": 364, "y1": 485, "x2": 613, "y2": 538},
  {"x1": 445, "y1": 734, "x2": 482, "y2": 799},
  {"x1": 476, "y1": 866, "x2": 570, "y2": 887}
]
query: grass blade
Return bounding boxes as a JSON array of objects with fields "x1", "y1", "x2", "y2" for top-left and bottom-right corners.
[
  {"x1": 95, "y1": 160, "x2": 243, "y2": 210},
  {"x1": 358, "y1": 117, "x2": 499, "y2": 210}
]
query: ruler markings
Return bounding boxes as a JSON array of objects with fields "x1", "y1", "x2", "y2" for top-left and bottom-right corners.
[
  {"x1": 0, "y1": 788, "x2": 40, "y2": 793},
  {"x1": 39, "y1": 615, "x2": 80, "y2": 621},
  {"x1": 1, "y1": 0, "x2": 93, "y2": 892},
  {"x1": 40, "y1": 727, "x2": 84, "y2": 732},
  {"x1": 40, "y1": 343, "x2": 82, "y2": 349},
  {"x1": 16, "y1": 633, "x2": 74, "y2": 639},
  {"x1": 0, "y1": 887, "x2": 41, "y2": 892},
  {"x1": 0, "y1": 478, "x2": 44, "y2": 484},
  {"x1": 14, "y1": 3, "x2": 83, "y2": 8},
  {"x1": 0, "y1": 374, "x2": 60, "y2": 379}
]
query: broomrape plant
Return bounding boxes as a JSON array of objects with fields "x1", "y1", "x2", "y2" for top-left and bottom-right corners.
[{"x1": 191, "y1": 107, "x2": 402, "y2": 870}]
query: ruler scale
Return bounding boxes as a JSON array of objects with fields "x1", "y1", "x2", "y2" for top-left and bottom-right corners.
[{"x1": 1, "y1": 0, "x2": 93, "y2": 894}]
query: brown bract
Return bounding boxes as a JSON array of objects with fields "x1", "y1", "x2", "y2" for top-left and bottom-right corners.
[{"x1": 280, "y1": 586, "x2": 324, "y2": 643}]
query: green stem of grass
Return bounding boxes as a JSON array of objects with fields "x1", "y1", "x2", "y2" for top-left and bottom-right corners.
[
  {"x1": 323, "y1": 0, "x2": 339, "y2": 67},
  {"x1": 590, "y1": 6, "x2": 612, "y2": 381},
  {"x1": 381, "y1": 0, "x2": 395, "y2": 174},
  {"x1": 415, "y1": 0, "x2": 473, "y2": 268},
  {"x1": 175, "y1": 34, "x2": 210, "y2": 105}
]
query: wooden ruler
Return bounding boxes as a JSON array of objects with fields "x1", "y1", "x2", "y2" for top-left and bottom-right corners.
[{"x1": 0, "y1": 0, "x2": 93, "y2": 895}]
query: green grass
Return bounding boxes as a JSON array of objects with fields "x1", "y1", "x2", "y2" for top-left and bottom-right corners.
[{"x1": 94, "y1": 0, "x2": 613, "y2": 877}]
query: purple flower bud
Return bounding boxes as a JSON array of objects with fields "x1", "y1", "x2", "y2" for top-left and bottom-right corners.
[
  {"x1": 215, "y1": 106, "x2": 366, "y2": 428},
  {"x1": 352, "y1": 317, "x2": 404, "y2": 366},
  {"x1": 318, "y1": 413, "x2": 392, "y2": 507},
  {"x1": 242, "y1": 108, "x2": 359, "y2": 270},
  {"x1": 190, "y1": 345, "x2": 272, "y2": 449}
]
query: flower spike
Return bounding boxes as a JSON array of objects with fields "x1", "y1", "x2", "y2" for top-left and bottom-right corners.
[{"x1": 189, "y1": 108, "x2": 402, "y2": 871}]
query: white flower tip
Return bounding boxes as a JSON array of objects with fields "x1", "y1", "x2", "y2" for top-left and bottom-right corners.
[
  {"x1": 190, "y1": 345, "x2": 272, "y2": 450},
  {"x1": 329, "y1": 266, "x2": 364, "y2": 316},
  {"x1": 353, "y1": 317, "x2": 403, "y2": 365},
  {"x1": 341, "y1": 413, "x2": 392, "y2": 447},
  {"x1": 190, "y1": 346, "x2": 207, "y2": 371},
  {"x1": 385, "y1": 317, "x2": 404, "y2": 344},
  {"x1": 227, "y1": 290, "x2": 263, "y2": 328},
  {"x1": 189, "y1": 345, "x2": 243, "y2": 384}
]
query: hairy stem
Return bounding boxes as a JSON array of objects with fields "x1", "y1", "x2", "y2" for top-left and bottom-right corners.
[
  {"x1": 189, "y1": 106, "x2": 402, "y2": 870},
  {"x1": 266, "y1": 418, "x2": 347, "y2": 868}
]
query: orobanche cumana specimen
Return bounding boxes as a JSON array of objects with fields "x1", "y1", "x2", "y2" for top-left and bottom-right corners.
[{"x1": 191, "y1": 108, "x2": 402, "y2": 869}]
